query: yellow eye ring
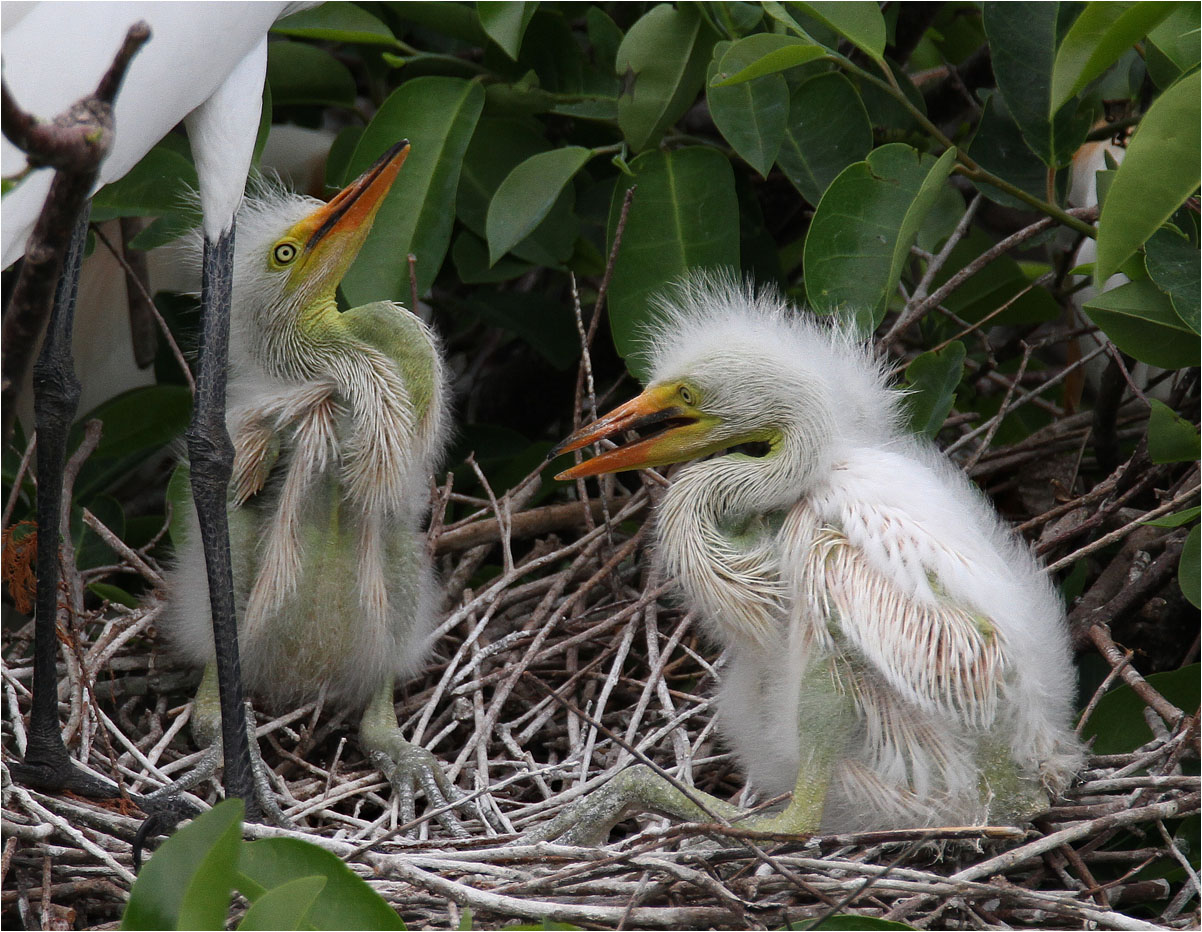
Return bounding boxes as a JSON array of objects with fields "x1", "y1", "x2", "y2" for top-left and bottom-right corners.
[
  {"x1": 679, "y1": 385, "x2": 695, "y2": 405},
  {"x1": 273, "y1": 242, "x2": 298, "y2": 264}
]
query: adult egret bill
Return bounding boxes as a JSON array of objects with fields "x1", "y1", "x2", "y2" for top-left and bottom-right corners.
[
  {"x1": 543, "y1": 278, "x2": 1082, "y2": 841},
  {"x1": 161, "y1": 141, "x2": 474, "y2": 832},
  {"x1": 2, "y1": 2, "x2": 310, "y2": 813}
]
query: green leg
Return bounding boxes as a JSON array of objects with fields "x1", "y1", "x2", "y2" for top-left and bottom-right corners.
[
  {"x1": 531, "y1": 661, "x2": 856, "y2": 844},
  {"x1": 145, "y1": 664, "x2": 291, "y2": 826},
  {"x1": 360, "y1": 682, "x2": 483, "y2": 838}
]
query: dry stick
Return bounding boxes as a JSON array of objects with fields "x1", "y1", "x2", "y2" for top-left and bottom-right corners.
[
  {"x1": 1088, "y1": 623, "x2": 1186, "y2": 729},
  {"x1": 1046, "y1": 486, "x2": 1198, "y2": 572},
  {"x1": 465, "y1": 454, "x2": 513, "y2": 575},
  {"x1": 900, "y1": 193, "x2": 982, "y2": 325},
  {"x1": 434, "y1": 497, "x2": 639, "y2": 552},
  {"x1": 81, "y1": 509, "x2": 163, "y2": 586},
  {"x1": 963, "y1": 341, "x2": 1032, "y2": 472},
  {"x1": 1076, "y1": 648, "x2": 1134, "y2": 735},
  {"x1": 89, "y1": 222, "x2": 194, "y2": 393},
  {"x1": 2, "y1": 431, "x2": 37, "y2": 528}
]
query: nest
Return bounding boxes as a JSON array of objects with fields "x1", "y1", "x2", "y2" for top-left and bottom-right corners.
[{"x1": 3, "y1": 432, "x2": 1199, "y2": 929}]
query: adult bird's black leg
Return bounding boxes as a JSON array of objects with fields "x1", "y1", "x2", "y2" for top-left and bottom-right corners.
[
  {"x1": 185, "y1": 226, "x2": 261, "y2": 820},
  {"x1": 10, "y1": 210, "x2": 117, "y2": 797}
]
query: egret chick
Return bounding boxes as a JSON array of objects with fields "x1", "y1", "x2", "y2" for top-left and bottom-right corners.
[
  {"x1": 544, "y1": 277, "x2": 1082, "y2": 842},
  {"x1": 165, "y1": 142, "x2": 465, "y2": 829}
]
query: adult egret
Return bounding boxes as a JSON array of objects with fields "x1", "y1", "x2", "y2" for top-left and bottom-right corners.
[
  {"x1": 543, "y1": 277, "x2": 1082, "y2": 841},
  {"x1": 3, "y1": 2, "x2": 311, "y2": 814},
  {"x1": 161, "y1": 141, "x2": 472, "y2": 832}
]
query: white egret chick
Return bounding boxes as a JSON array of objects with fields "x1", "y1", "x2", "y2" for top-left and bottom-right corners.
[
  {"x1": 545, "y1": 277, "x2": 1082, "y2": 841},
  {"x1": 165, "y1": 142, "x2": 467, "y2": 830}
]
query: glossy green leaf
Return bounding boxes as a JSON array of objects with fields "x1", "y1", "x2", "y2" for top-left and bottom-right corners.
[
  {"x1": 1182, "y1": 526, "x2": 1201, "y2": 608},
  {"x1": 1143, "y1": 506, "x2": 1200, "y2": 529},
  {"x1": 1145, "y1": 227, "x2": 1201, "y2": 333},
  {"x1": 983, "y1": 2, "x2": 1093, "y2": 167},
  {"x1": 267, "y1": 41, "x2": 356, "y2": 108},
  {"x1": 967, "y1": 92, "x2": 1053, "y2": 210},
  {"x1": 238, "y1": 875, "x2": 327, "y2": 931},
  {"x1": 587, "y1": 7, "x2": 623, "y2": 70},
  {"x1": 478, "y1": 2, "x2": 537, "y2": 59},
  {"x1": 1147, "y1": 4, "x2": 1200, "y2": 85},
  {"x1": 272, "y1": 4, "x2": 396, "y2": 46},
  {"x1": 452, "y1": 231, "x2": 531, "y2": 284},
  {"x1": 615, "y1": 4, "x2": 714, "y2": 151},
  {"x1": 903, "y1": 342, "x2": 966, "y2": 440},
  {"x1": 121, "y1": 799, "x2": 243, "y2": 930},
  {"x1": 1081, "y1": 665, "x2": 1199, "y2": 753},
  {"x1": 1147, "y1": 399, "x2": 1200, "y2": 464},
  {"x1": 1050, "y1": 2, "x2": 1177, "y2": 112},
  {"x1": 709, "y1": 33, "x2": 824, "y2": 86},
  {"x1": 790, "y1": 1, "x2": 887, "y2": 62},
  {"x1": 71, "y1": 385, "x2": 193, "y2": 503},
  {"x1": 91, "y1": 145, "x2": 198, "y2": 221},
  {"x1": 1096, "y1": 71, "x2": 1201, "y2": 283},
  {"x1": 804, "y1": 144, "x2": 957, "y2": 327},
  {"x1": 87, "y1": 582, "x2": 139, "y2": 609},
  {"x1": 707, "y1": 45, "x2": 788, "y2": 177},
  {"x1": 1084, "y1": 279, "x2": 1201, "y2": 369},
  {"x1": 486, "y1": 147, "x2": 592, "y2": 264},
  {"x1": 238, "y1": 837, "x2": 405, "y2": 930},
  {"x1": 606, "y1": 147, "x2": 740, "y2": 376},
  {"x1": 807, "y1": 916, "x2": 917, "y2": 930},
  {"x1": 777, "y1": 73, "x2": 873, "y2": 205},
  {"x1": 341, "y1": 77, "x2": 484, "y2": 304}
]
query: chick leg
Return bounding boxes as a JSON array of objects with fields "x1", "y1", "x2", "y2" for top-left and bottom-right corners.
[
  {"x1": 360, "y1": 683, "x2": 481, "y2": 838},
  {"x1": 143, "y1": 664, "x2": 291, "y2": 826}
]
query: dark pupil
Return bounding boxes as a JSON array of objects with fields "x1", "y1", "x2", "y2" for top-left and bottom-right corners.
[{"x1": 277, "y1": 245, "x2": 293, "y2": 261}]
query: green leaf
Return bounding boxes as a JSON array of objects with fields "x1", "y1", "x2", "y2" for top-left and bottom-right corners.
[
  {"x1": 967, "y1": 91, "x2": 1054, "y2": 210},
  {"x1": 1182, "y1": 526, "x2": 1201, "y2": 608},
  {"x1": 708, "y1": 33, "x2": 824, "y2": 86},
  {"x1": 706, "y1": 45, "x2": 788, "y2": 177},
  {"x1": 807, "y1": 916, "x2": 917, "y2": 930},
  {"x1": 341, "y1": 77, "x2": 484, "y2": 305},
  {"x1": 238, "y1": 875, "x2": 327, "y2": 931},
  {"x1": 606, "y1": 147, "x2": 740, "y2": 377},
  {"x1": 166, "y1": 462, "x2": 192, "y2": 551},
  {"x1": 266, "y1": 41, "x2": 356, "y2": 108},
  {"x1": 478, "y1": 2, "x2": 537, "y2": 59},
  {"x1": 121, "y1": 799, "x2": 243, "y2": 930},
  {"x1": 1147, "y1": 399, "x2": 1200, "y2": 464},
  {"x1": 902, "y1": 342, "x2": 966, "y2": 440},
  {"x1": 1050, "y1": 2, "x2": 1177, "y2": 113},
  {"x1": 1096, "y1": 71, "x2": 1201, "y2": 283},
  {"x1": 804, "y1": 144, "x2": 957, "y2": 328},
  {"x1": 587, "y1": 8, "x2": 624, "y2": 71},
  {"x1": 486, "y1": 147, "x2": 592, "y2": 264},
  {"x1": 776, "y1": 73, "x2": 872, "y2": 205},
  {"x1": 238, "y1": 837, "x2": 405, "y2": 930},
  {"x1": 1147, "y1": 4, "x2": 1200, "y2": 85},
  {"x1": 1145, "y1": 227, "x2": 1201, "y2": 333},
  {"x1": 1143, "y1": 506, "x2": 1201, "y2": 528},
  {"x1": 88, "y1": 582, "x2": 139, "y2": 609},
  {"x1": 983, "y1": 2, "x2": 1093, "y2": 167},
  {"x1": 70, "y1": 386, "x2": 193, "y2": 504},
  {"x1": 615, "y1": 4, "x2": 714, "y2": 151},
  {"x1": 789, "y1": 2, "x2": 887, "y2": 62},
  {"x1": 91, "y1": 145, "x2": 198, "y2": 223},
  {"x1": 452, "y1": 232, "x2": 531, "y2": 284},
  {"x1": 930, "y1": 229, "x2": 1062, "y2": 326},
  {"x1": 1081, "y1": 665, "x2": 1200, "y2": 753},
  {"x1": 1084, "y1": 279, "x2": 1201, "y2": 369},
  {"x1": 272, "y1": 4, "x2": 397, "y2": 46}
]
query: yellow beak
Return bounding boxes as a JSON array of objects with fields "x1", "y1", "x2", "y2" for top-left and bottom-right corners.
[
  {"x1": 290, "y1": 139, "x2": 410, "y2": 273},
  {"x1": 551, "y1": 384, "x2": 722, "y2": 480}
]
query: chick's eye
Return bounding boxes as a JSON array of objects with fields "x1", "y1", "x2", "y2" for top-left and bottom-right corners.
[
  {"x1": 678, "y1": 385, "x2": 695, "y2": 405},
  {"x1": 273, "y1": 243, "x2": 298, "y2": 264}
]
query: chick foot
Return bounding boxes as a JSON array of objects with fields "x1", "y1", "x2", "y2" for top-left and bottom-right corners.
[{"x1": 360, "y1": 684, "x2": 496, "y2": 838}]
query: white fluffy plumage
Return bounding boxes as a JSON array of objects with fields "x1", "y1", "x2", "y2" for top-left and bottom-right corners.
[{"x1": 644, "y1": 276, "x2": 1082, "y2": 831}]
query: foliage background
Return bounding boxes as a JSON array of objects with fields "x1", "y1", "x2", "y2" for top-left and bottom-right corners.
[{"x1": 2, "y1": 2, "x2": 1199, "y2": 929}]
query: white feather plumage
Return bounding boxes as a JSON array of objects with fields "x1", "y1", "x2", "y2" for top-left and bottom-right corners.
[{"x1": 645, "y1": 276, "x2": 1082, "y2": 831}]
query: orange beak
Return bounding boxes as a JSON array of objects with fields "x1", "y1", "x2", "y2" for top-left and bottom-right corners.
[
  {"x1": 300, "y1": 139, "x2": 409, "y2": 253},
  {"x1": 551, "y1": 384, "x2": 718, "y2": 480}
]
